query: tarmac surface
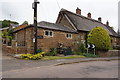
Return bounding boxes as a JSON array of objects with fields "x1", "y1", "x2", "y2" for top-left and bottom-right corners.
[
  {"x1": 3, "y1": 60, "x2": 119, "y2": 78},
  {"x1": 1, "y1": 51, "x2": 119, "y2": 78}
]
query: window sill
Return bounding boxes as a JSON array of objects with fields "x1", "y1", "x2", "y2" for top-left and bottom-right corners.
[
  {"x1": 7, "y1": 46, "x2": 12, "y2": 48},
  {"x1": 66, "y1": 38, "x2": 72, "y2": 39}
]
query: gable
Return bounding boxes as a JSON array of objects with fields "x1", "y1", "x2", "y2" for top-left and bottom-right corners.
[{"x1": 56, "y1": 12, "x2": 77, "y2": 31}]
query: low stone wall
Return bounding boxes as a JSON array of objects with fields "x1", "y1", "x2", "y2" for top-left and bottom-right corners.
[
  {"x1": 2, "y1": 40, "x2": 27, "y2": 54},
  {"x1": 96, "y1": 50, "x2": 119, "y2": 57},
  {"x1": 16, "y1": 47, "x2": 27, "y2": 54}
]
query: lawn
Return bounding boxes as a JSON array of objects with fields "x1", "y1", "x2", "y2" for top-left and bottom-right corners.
[{"x1": 41, "y1": 55, "x2": 85, "y2": 60}]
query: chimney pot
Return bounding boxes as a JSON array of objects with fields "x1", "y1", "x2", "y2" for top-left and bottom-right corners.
[
  {"x1": 98, "y1": 17, "x2": 102, "y2": 22},
  {"x1": 76, "y1": 7, "x2": 81, "y2": 15},
  {"x1": 87, "y1": 13, "x2": 91, "y2": 18},
  {"x1": 106, "y1": 20, "x2": 109, "y2": 26}
]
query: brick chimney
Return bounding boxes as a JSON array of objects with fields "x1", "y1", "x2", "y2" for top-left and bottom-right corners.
[
  {"x1": 87, "y1": 13, "x2": 91, "y2": 18},
  {"x1": 76, "y1": 7, "x2": 81, "y2": 15},
  {"x1": 98, "y1": 17, "x2": 102, "y2": 22},
  {"x1": 106, "y1": 20, "x2": 109, "y2": 26}
]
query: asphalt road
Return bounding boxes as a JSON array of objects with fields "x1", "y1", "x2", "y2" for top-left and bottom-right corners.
[{"x1": 2, "y1": 60, "x2": 118, "y2": 78}]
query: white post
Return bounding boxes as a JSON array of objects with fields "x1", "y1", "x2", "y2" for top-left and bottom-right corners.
[
  {"x1": 87, "y1": 48, "x2": 88, "y2": 54},
  {"x1": 94, "y1": 48, "x2": 95, "y2": 55}
]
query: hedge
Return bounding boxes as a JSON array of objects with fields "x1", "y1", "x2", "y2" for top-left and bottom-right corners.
[{"x1": 87, "y1": 27, "x2": 111, "y2": 51}]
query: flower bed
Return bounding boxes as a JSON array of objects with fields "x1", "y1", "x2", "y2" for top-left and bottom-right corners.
[{"x1": 20, "y1": 52, "x2": 45, "y2": 60}]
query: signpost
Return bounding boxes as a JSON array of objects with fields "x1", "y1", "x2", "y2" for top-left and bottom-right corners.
[
  {"x1": 87, "y1": 44, "x2": 95, "y2": 55},
  {"x1": 32, "y1": 0, "x2": 40, "y2": 54}
]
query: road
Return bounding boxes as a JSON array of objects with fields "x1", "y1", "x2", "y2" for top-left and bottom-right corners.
[{"x1": 2, "y1": 60, "x2": 118, "y2": 78}]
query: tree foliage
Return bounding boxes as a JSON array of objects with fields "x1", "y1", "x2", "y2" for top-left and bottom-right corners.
[
  {"x1": 1, "y1": 29, "x2": 14, "y2": 41},
  {"x1": 22, "y1": 21, "x2": 28, "y2": 25},
  {"x1": 87, "y1": 27, "x2": 111, "y2": 51},
  {"x1": 0, "y1": 20, "x2": 19, "y2": 28}
]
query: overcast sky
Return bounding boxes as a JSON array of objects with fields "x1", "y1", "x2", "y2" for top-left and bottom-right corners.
[{"x1": 0, "y1": 0, "x2": 119, "y2": 32}]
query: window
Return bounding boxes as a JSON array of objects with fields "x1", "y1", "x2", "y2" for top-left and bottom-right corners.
[
  {"x1": 3, "y1": 40, "x2": 6, "y2": 44},
  {"x1": 115, "y1": 38, "x2": 117, "y2": 42},
  {"x1": 66, "y1": 33, "x2": 72, "y2": 39},
  {"x1": 44, "y1": 30, "x2": 53, "y2": 37}
]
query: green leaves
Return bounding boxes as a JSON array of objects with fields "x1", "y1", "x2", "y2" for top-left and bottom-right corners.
[
  {"x1": 1, "y1": 20, "x2": 19, "y2": 28},
  {"x1": 2, "y1": 29, "x2": 14, "y2": 41},
  {"x1": 87, "y1": 27, "x2": 111, "y2": 51},
  {"x1": 22, "y1": 21, "x2": 28, "y2": 25}
]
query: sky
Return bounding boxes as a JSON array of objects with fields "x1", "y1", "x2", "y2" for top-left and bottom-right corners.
[
  {"x1": 118, "y1": 1, "x2": 120, "y2": 30},
  {"x1": 0, "y1": 0, "x2": 119, "y2": 32}
]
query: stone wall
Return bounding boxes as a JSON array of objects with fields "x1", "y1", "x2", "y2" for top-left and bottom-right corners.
[
  {"x1": 2, "y1": 40, "x2": 27, "y2": 54},
  {"x1": 96, "y1": 50, "x2": 119, "y2": 57},
  {"x1": 2, "y1": 27, "x2": 33, "y2": 54},
  {"x1": 37, "y1": 28, "x2": 85, "y2": 52},
  {"x1": 111, "y1": 36, "x2": 118, "y2": 47},
  {"x1": 117, "y1": 37, "x2": 120, "y2": 45}
]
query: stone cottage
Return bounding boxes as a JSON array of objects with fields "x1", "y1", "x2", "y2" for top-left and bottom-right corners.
[
  {"x1": 56, "y1": 8, "x2": 120, "y2": 46},
  {"x1": 2, "y1": 8, "x2": 120, "y2": 54},
  {"x1": 12, "y1": 21, "x2": 82, "y2": 54}
]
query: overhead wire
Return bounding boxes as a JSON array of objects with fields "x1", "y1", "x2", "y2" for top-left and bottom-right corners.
[{"x1": 56, "y1": 0, "x2": 61, "y2": 10}]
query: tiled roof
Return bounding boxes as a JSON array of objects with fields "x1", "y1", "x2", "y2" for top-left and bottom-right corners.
[
  {"x1": 0, "y1": 27, "x2": 9, "y2": 31},
  {"x1": 59, "y1": 8, "x2": 118, "y2": 37},
  {"x1": 13, "y1": 21, "x2": 77, "y2": 33},
  {"x1": 38, "y1": 21, "x2": 77, "y2": 33}
]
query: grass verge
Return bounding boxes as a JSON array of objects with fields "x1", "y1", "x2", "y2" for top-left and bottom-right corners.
[{"x1": 41, "y1": 55, "x2": 85, "y2": 60}]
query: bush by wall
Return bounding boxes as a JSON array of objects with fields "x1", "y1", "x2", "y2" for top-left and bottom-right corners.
[
  {"x1": 87, "y1": 27, "x2": 111, "y2": 51},
  {"x1": 46, "y1": 48, "x2": 57, "y2": 56}
]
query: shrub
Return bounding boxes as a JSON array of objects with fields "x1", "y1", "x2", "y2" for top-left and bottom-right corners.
[
  {"x1": 79, "y1": 43, "x2": 86, "y2": 53},
  {"x1": 83, "y1": 53, "x2": 97, "y2": 58},
  {"x1": 87, "y1": 27, "x2": 111, "y2": 51},
  {"x1": 45, "y1": 48, "x2": 57, "y2": 56},
  {"x1": 50, "y1": 48, "x2": 57, "y2": 56},
  {"x1": 20, "y1": 52, "x2": 45, "y2": 60},
  {"x1": 63, "y1": 47, "x2": 72, "y2": 56},
  {"x1": 37, "y1": 48, "x2": 42, "y2": 53},
  {"x1": 73, "y1": 52, "x2": 83, "y2": 55}
]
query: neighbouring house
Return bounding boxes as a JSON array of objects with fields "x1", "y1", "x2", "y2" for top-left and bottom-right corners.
[
  {"x1": 1, "y1": 8, "x2": 120, "y2": 54},
  {"x1": 56, "y1": 8, "x2": 120, "y2": 47}
]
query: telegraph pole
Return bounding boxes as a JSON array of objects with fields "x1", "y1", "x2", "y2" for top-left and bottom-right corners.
[{"x1": 32, "y1": 0, "x2": 40, "y2": 54}]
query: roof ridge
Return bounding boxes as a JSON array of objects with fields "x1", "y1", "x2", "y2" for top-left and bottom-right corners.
[{"x1": 60, "y1": 8, "x2": 108, "y2": 27}]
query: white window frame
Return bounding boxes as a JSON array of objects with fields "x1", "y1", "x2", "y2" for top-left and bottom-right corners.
[
  {"x1": 115, "y1": 38, "x2": 117, "y2": 42},
  {"x1": 44, "y1": 30, "x2": 54, "y2": 37},
  {"x1": 66, "y1": 33, "x2": 72, "y2": 39}
]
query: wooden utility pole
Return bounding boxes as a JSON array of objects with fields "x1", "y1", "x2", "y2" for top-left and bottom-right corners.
[{"x1": 32, "y1": 0, "x2": 40, "y2": 54}]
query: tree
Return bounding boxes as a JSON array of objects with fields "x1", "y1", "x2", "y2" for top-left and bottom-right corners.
[
  {"x1": 22, "y1": 21, "x2": 28, "y2": 25},
  {"x1": 1, "y1": 30, "x2": 8, "y2": 38},
  {"x1": 87, "y1": 27, "x2": 111, "y2": 51},
  {"x1": 2, "y1": 20, "x2": 9, "y2": 28},
  {"x1": 1, "y1": 29, "x2": 14, "y2": 41},
  {"x1": 0, "y1": 20, "x2": 19, "y2": 28}
]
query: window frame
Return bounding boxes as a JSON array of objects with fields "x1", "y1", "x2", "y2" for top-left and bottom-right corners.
[
  {"x1": 66, "y1": 33, "x2": 72, "y2": 39},
  {"x1": 44, "y1": 30, "x2": 54, "y2": 37}
]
